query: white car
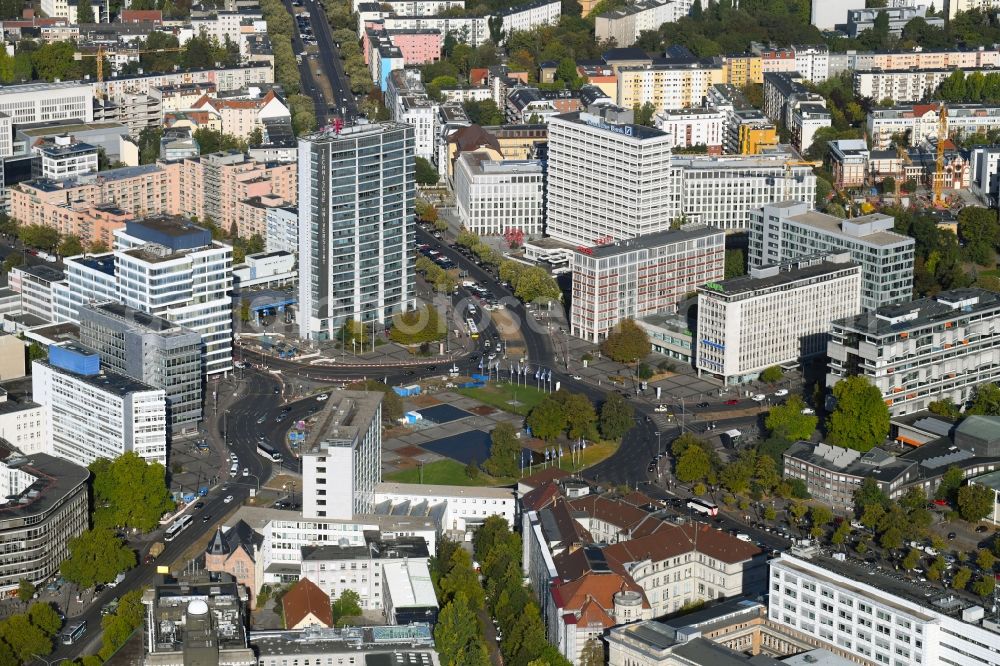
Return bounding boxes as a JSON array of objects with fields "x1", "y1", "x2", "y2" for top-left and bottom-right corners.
[
  {"x1": 654, "y1": 405, "x2": 669, "y2": 413},
  {"x1": 571, "y1": 375, "x2": 581, "y2": 380},
  {"x1": 801, "y1": 407, "x2": 816, "y2": 415},
  {"x1": 751, "y1": 394, "x2": 766, "y2": 402},
  {"x1": 242, "y1": 467, "x2": 249, "y2": 477},
  {"x1": 774, "y1": 389, "x2": 789, "y2": 397},
  {"x1": 223, "y1": 495, "x2": 234, "y2": 504},
  {"x1": 316, "y1": 393, "x2": 329, "y2": 401}
]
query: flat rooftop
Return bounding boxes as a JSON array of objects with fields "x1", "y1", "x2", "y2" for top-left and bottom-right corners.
[
  {"x1": 250, "y1": 625, "x2": 435, "y2": 658},
  {"x1": 554, "y1": 111, "x2": 666, "y2": 141},
  {"x1": 224, "y1": 505, "x2": 438, "y2": 536},
  {"x1": 837, "y1": 288, "x2": 1000, "y2": 335},
  {"x1": 35, "y1": 359, "x2": 159, "y2": 396},
  {"x1": 0, "y1": 443, "x2": 89, "y2": 524},
  {"x1": 84, "y1": 301, "x2": 185, "y2": 334},
  {"x1": 302, "y1": 391, "x2": 383, "y2": 454},
  {"x1": 580, "y1": 224, "x2": 723, "y2": 258},
  {"x1": 376, "y1": 481, "x2": 514, "y2": 500},
  {"x1": 16, "y1": 264, "x2": 65, "y2": 282},
  {"x1": 786, "y1": 209, "x2": 912, "y2": 248},
  {"x1": 703, "y1": 255, "x2": 859, "y2": 297}
]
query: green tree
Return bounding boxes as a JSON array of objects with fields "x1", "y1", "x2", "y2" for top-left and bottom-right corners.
[
  {"x1": 600, "y1": 318, "x2": 650, "y2": 364},
  {"x1": 724, "y1": 248, "x2": 745, "y2": 278},
  {"x1": 632, "y1": 101, "x2": 656, "y2": 127},
  {"x1": 976, "y1": 548, "x2": 996, "y2": 571},
  {"x1": 526, "y1": 397, "x2": 568, "y2": 441},
  {"x1": 881, "y1": 175, "x2": 896, "y2": 193},
  {"x1": 57, "y1": 235, "x2": 84, "y2": 257},
  {"x1": 415, "y1": 156, "x2": 439, "y2": 185},
  {"x1": 0, "y1": 613, "x2": 52, "y2": 663},
  {"x1": 789, "y1": 501, "x2": 809, "y2": 524},
  {"x1": 675, "y1": 442, "x2": 712, "y2": 483},
  {"x1": 972, "y1": 575, "x2": 996, "y2": 599},
  {"x1": 760, "y1": 366, "x2": 784, "y2": 383},
  {"x1": 390, "y1": 306, "x2": 444, "y2": 345},
  {"x1": 928, "y1": 397, "x2": 961, "y2": 419},
  {"x1": 810, "y1": 505, "x2": 833, "y2": 527},
  {"x1": 957, "y1": 484, "x2": 994, "y2": 522},
  {"x1": 831, "y1": 521, "x2": 851, "y2": 546},
  {"x1": 484, "y1": 422, "x2": 521, "y2": 477},
  {"x1": 76, "y1": 0, "x2": 95, "y2": 23},
  {"x1": 60, "y1": 528, "x2": 136, "y2": 588},
  {"x1": 936, "y1": 466, "x2": 964, "y2": 502},
  {"x1": 91, "y1": 452, "x2": 174, "y2": 532},
  {"x1": 18, "y1": 224, "x2": 60, "y2": 251},
  {"x1": 599, "y1": 392, "x2": 633, "y2": 440},
  {"x1": 512, "y1": 265, "x2": 561, "y2": 302},
  {"x1": 879, "y1": 526, "x2": 903, "y2": 551},
  {"x1": 952, "y1": 566, "x2": 973, "y2": 590},
  {"x1": 17, "y1": 579, "x2": 35, "y2": 604},
  {"x1": 465, "y1": 459, "x2": 479, "y2": 479},
  {"x1": 765, "y1": 395, "x2": 817, "y2": 442},
  {"x1": 902, "y1": 548, "x2": 921, "y2": 570},
  {"x1": 27, "y1": 602, "x2": 62, "y2": 636},
  {"x1": 579, "y1": 638, "x2": 605, "y2": 666},
  {"x1": 330, "y1": 590, "x2": 363, "y2": 626},
  {"x1": 827, "y1": 376, "x2": 890, "y2": 452},
  {"x1": 967, "y1": 382, "x2": 1000, "y2": 416},
  {"x1": 556, "y1": 391, "x2": 597, "y2": 440}
]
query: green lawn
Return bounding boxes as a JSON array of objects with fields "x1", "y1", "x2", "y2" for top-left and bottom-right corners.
[
  {"x1": 455, "y1": 383, "x2": 548, "y2": 416},
  {"x1": 384, "y1": 460, "x2": 499, "y2": 486}
]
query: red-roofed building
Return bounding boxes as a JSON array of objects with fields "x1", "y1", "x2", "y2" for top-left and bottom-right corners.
[
  {"x1": 282, "y1": 578, "x2": 334, "y2": 629},
  {"x1": 120, "y1": 9, "x2": 163, "y2": 23},
  {"x1": 517, "y1": 467, "x2": 571, "y2": 496}
]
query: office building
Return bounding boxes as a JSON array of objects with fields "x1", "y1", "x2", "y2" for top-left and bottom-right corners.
[
  {"x1": 827, "y1": 288, "x2": 1000, "y2": 416},
  {"x1": 78, "y1": 302, "x2": 203, "y2": 434},
  {"x1": 453, "y1": 151, "x2": 544, "y2": 237},
  {"x1": 784, "y1": 441, "x2": 918, "y2": 510},
  {"x1": 827, "y1": 138, "x2": 870, "y2": 188},
  {"x1": 9, "y1": 264, "x2": 65, "y2": 323},
  {"x1": 674, "y1": 151, "x2": 817, "y2": 231},
  {"x1": 141, "y1": 574, "x2": 255, "y2": 666},
  {"x1": 0, "y1": 439, "x2": 89, "y2": 598},
  {"x1": 968, "y1": 145, "x2": 1000, "y2": 206},
  {"x1": 301, "y1": 391, "x2": 383, "y2": 520},
  {"x1": 769, "y1": 550, "x2": 1000, "y2": 665},
  {"x1": 32, "y1": 344, "x2": 167, "y2": 466},
  {"x1": 51, "y1": 254, "x2": 119, "y2": 324},
  {"x1": 572, "y1": 226, "x2": 725, "y2": 343},
  {"x1": 90, "y1": 217, "x2": 233, "y2": 378},
  {"x1": 32, "y1": 136, "x2": 99, "y2": 181},
  {"x1": 545, "y1": 108, "x2": 678, "y2": 247},
  {"x1": 374, "y1": 482, "x2": 516, "y2": 530},
  {"x1": 0, "y1": 388, "x2": 46, "y2": 458},
  {"x1": 297, "y1": 124, "x2": 415, "y2": 341},
  {"x1": 696, "y1": 254, "x2": 862, "y2": 385},
  {"x1": 811, "y1": 0, "x2": 855, "y2": 30},
  {"x1": 382, "y1": 559, "x2": 439, "y2": 626},
  {"x1": 706, "y1": 83, "x2": 779, "y2": 154},
  {"x1": 748, "y1": 201, "x2": 914, "y2": 311},
  {"x1": 842, "y1": 6, "x2": 943, "y2": 38},
  {"x1": 0, "y1": 337, "x2": 24, "y2": 380},
  {"x1": 300, "y1": 531, "x2": 430, "y2": 610},
  {"x1": 252, "y1": 625, "x2": 441, "y2": 666},
  {"x1": 0, "y1": 82, "x2": 94, "y2": 157}
]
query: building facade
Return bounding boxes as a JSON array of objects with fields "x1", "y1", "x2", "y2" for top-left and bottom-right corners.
[
  {"x1": 453, "y1": 152, "x2": 544, "y2": 237},
  {"x1": 297, "y1": 124, "x2": 415, "y2": 341},
  {"x1": 32, "y1": 344, "x2": 168, "y2": 466},
  {"x1": 827, "y1": 288, "x2": 1000, "y2": 416},
  {"x1": 301, "y1": 391, "x2": 383, "y2": 520},
  {"x1": 696, "y1": 255, "x2": 862, "y2": 384},
  {"x1": 571, "y1": 226, "x2": 725, "y2": 343},
  {"x1": 78, "y1": 302, "x2": 203, "y2": 434},
  {"x1": 0, "y1": 441, "x2": 89, "y2": 598},
  {"x1": 748, "y1": 201, "x2": 914, "y2": 312}
]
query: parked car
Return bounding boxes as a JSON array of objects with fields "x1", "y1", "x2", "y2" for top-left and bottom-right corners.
[
  {"x1": 223, "y1": 495, "x2": 234, "y2": 504},
  {"x1": 725, "y1": 399, "x2": 740, "y2": 405},
  {"x1": 774, "y1": 389, "x2": 789, "y2": 397},
  {"x1": 751, "y1": 394, "x2": 766, "y2": 402}
]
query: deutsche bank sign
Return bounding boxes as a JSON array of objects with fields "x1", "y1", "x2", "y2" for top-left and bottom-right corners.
[{"x1": 584, "y1": 118, "x2": 633, "y2": 137}]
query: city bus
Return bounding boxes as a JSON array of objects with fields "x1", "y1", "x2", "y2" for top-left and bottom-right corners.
[
  {"x1": 466, "y1": 318, "x2": 479, "y2": 339},
  {"x1": 687, "y1": 498, "x2": 719, "y2": 517},
  {"x1": 257, "y1": 442, "x2": 284, "y2": 463},
  {"x1": 164, "y1": 514, "x2": 193, "y2": 542},
  {"x1": 61, "y1": 621, "x2": 87, "y2": 645}
]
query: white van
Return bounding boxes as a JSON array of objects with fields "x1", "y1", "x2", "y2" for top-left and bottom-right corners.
[{"x1": 229, "y1": 463, "x2": 238, "y2": 477}]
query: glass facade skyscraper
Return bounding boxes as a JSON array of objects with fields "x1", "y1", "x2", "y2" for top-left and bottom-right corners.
[{"x1": 298, "y1": 123, "x2": 415, "y2": 341}]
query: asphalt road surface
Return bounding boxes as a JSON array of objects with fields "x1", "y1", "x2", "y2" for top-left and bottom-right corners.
[{"x1": 307, "y1": 0, "x2": 359, "y2": 120}]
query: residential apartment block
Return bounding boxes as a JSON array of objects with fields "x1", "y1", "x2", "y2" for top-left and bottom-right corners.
[
  {"x1": 770, "y1": 550, "x2": 1000, "y2": 665},
  {"x1": 301, "y1": 391, "x2": 383, "y2": 520},
  {"x1": 829, "y1": 46, "x2": 1000, "y2": 79},
  {"x1": 0, "y1": 389, "x2": 46, "y2": 456},
  {"x1": 595, "y1": 0, "x2": 678, "y2": 48},
  {"x1": 749, "y1": 201, "x2": 914, "y2": 311},
  {"x1": 827, "y1": 288, "x2": 1000, "y2": 416},
  {"x1": 297, "y1": 124, "x2": 415, "y2": 341},
  {"x1": 32, "y1": 344, "x2": 167, "y2": 466},
  {"x1": 867, "y1": 103, "x2": 1000, "y2": 150},
  {"x1": 0, "y1": 439, "x2": 89, "y2": 598},
  {"x1": 653, "y1": 108, "x2": 725, "y2": 153},
  {"x1": 94, "y1": 64, "x2": 275, "y2": 103},
  {"x1": 572, "y1": 226, "x2": 725, "y2": 343},
  {"x1": 616, "y1": 60, "x2": 726, "y2": 113},
  {"x1": 453, "y1": 151, "x2": 544, "y2": 237},
  {"x1": 78, "y1": 302, "x2": 203, "y2": 434},
  {"x1": 854, "y1": 67, "x2": 989, "y2": 104},
  {"x1": 696, "y1": 254, "x2": 862, "y2": 385}
]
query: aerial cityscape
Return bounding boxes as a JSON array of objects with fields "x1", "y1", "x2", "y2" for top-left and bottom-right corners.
[{"x1": 1, "y1": 0, "x2": 1000, "y2": 665}]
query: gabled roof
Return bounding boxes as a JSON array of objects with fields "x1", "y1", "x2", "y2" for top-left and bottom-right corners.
[
  {"x1": 447, "y1": 124, "x2": 501, "y2": 154},
  {"x1": 552, "y1": 570, "x2": 649, "y2": 615},
  {"x1": 604, "y1": 522, "x2": 762, "y2": 568},
  {"x1": 519, "y1": 466, "x2": 571, "y2": 490},
  {"x1": 522, "y1": 480, "x2": 561, "y2": 512},
  {"x1": 541, "y1": 498, "x2": 593, "y2": 550},
  {"x1": 205, "y1": 520, "x2": 262, "y2": 560},
  {"x1": 567, "y1": 494, "x2": 649, "y2": 533},
  {"x1": 282, "y1": 578, "x2": 333, "y2": 628}
]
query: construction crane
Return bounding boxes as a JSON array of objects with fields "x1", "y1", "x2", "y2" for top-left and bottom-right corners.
[
  {"x1": 934, "y1": 102, "x2": 948, "y2": 206},
  {"x1": 75, "y1": 44, "x2": 184, "y2": 85}
]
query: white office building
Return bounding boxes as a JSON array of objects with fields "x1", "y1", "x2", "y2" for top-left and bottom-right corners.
[
  {"x1": 970, "y1": 145, "x2": 1000, "y2": 207},
  {"x1": 9, "y1": 265, "x2": 65, "y2": 323},
  {"x1": 653, "y1": 108, "x2": 725, "y2": 151},
  {"x1": 32, "y1": 344, "x2": 167, "y2": 466},
  {"x1": 114, "y1": 217, "x2": 233, "y2": 377},
  {"x1": 374, "y1": 482, "x2": 516, "y2": 530},
  {"x1": 827, "y1": 288, "x2": 1000, "y2": 416},
  {"x1": 265, "y1": 205, "x2": 298, "y2": 255},
  {"x1": 696, "y1": 254, "x2": 862, "y2": 384},
  {"x1": 454, "y1": 151, "x2": 544, "y2": 237},
  {"x1": 52, "y1": 254, "x2": 119, "y2": 325},
  {"x1": 545, "y1": 108, "x2": 679, "y2": 247},
  {"x1": 571, "y1": 226, "x2": 725, "y2": 343},
  {"x1": 770, "y1": 550, "x2": 1000, "y2": 665},
  {"x1": 0, "y1": 82, "x2": 94, "y2": 157},
  {"x1": 0, "y1": 388, "x2": 46, "y2": 456},
  {"x1": 397, "y1": 95, "x2": 438, "y2": 162},
  {"x1": 301, "y1": 391, "x2": 383, "y2": 520},
  {"x1": 297, "y1": 124, "x2": 415, "y2": 341},
  {"x1": 749, "y1": 201, "x2": 914, "y2": 311}
]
